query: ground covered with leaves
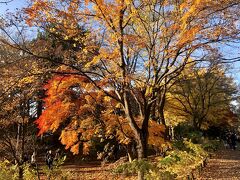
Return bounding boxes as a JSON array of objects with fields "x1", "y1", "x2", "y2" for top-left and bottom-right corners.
[
  {"x1": 59, "y1": 141, "x2": 208, "y2": 180},
  {"x1": 199, "y1": 149, "x2": 240, "y2": 180},
  {"x1": 62, "y1": 149, "x2": 240, "y2": 180},
  {"x1": 2, "y1": 143, "x2": 240, "y2": 179}
]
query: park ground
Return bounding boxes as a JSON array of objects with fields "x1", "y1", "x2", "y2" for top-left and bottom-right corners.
[
  {"x1": 199, "y1": 149, "x2": 240, "y2": 180},
  {"x1": 38, "y1": 148, "x2": 240, "y2": 180}
]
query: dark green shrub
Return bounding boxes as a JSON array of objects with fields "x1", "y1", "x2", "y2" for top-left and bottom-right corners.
[
  {"x1": 113, "y1": 159, "x2": 154, "y2": 175},
  {"x1": 202, "y1": 139, "x2": 221, "y2": 152}
]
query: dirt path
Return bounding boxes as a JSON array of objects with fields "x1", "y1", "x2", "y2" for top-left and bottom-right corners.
[
  {"x1": 37, "y1": 158, "x2": 133, "y2": 180},
  {"x1": 37, "y1": 150, "x2": 240, "y2": 180},
  {"x1": 61, "y1": 158, "x2": 135, "y2": 180},
  {"x1": 199, "y1": 149, "x2": 240, "y2": 180}
]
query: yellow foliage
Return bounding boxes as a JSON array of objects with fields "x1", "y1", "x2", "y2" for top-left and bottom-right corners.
[{"x1": 19, "y1": 76, "x2": 35, "y2": 84}]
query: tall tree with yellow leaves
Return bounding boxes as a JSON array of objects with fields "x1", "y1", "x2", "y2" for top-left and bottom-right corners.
[{"x1": 166, "y1": 64, "x2": 237, "y2": 130}]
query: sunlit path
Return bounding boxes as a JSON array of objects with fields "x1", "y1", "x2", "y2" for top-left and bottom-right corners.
[{"x1": 199, "y1": 150, "x2": 240, "y2": 180}]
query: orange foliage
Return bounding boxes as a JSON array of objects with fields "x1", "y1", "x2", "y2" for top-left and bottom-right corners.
[{"x1": 36, "y1": 74, "x2": 165, "y2": 154}]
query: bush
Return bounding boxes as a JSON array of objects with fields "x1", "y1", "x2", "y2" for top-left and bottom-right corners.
[
  {"x1": 184, "y1": 140, "x2": 208, "y2": 158},
  {"x1": 0, "y1": 156, "x2": 74, "y2": 180},
  {"x1": 0, "y1": 160, "x2": 18, "y2": 180},
  {"x1": 174, "y1": 124, "x2": 203, "y2": 143},
  {"x1": 113, "y1": 159, "x2": 154, "y2": 176},
  {"x1": 202, "y1": 139, "x2": 221, "y2": 152},
  {"x1": 0, "y1": 160, "x2": 38, "y2": 180},
  {"x1": 113, "y1": 140, "x2": 208, "y2": 179},
  {"x1": 147, "y1": 141, "x2": 208, "y2": 179},
  {"x1": 41, "y1": 155, "x2": 74, "y2": 180}
]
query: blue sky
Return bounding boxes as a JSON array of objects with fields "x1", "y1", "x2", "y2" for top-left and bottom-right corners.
[{"x1": 222, "y1": 44, "x2": 240, "y2": 83}]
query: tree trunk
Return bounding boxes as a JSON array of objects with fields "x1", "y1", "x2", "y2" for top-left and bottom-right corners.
[
  {"x1": 37, "y1": 100, "x2": 43, "y2": 119},
  {"x1": 18, "y1": 166, "x2": 23, "y2": 180},
  {"x1": 171, "y1": 126, "x2": 174, "y2": 140},
  {"x1": 21, "y1": 119, "x2": 25, "y2": 163},
  {"x1": 158, "y1": 108, "x2": 170, "y2": 140},
  {"x1": 136, "y1": 132, "x2": 148, "y2": 159},
  {"x1": 122, "y1": 90, "x2": 149, "y2": 180},
  {"x1": 193, "y1": 117, "x2": 198, "y2": 130},
  {"x1": 157, "y1": 84, "x2": 167, "y2": 124},
  {"x1": 158, "y1": 108, "x2": 166, "y2": 125},
  {"x1": 136, "y1": 131, "x2": 148, "y2": 180},
  {"x1": 193, "y1": 117, "x2": 201, "y2": 131},
  {"x1": 126, "y1": 142, "x2": 136, "y2": 162},
  {"x1": 19, "y1": 117, "x2": 26, "y2": 180},
  {"x1": 16, "y1": 123, "x2": 21, "y2": 155},
  {"x1": 37, "y1": 90, "x2": 44, "y2": 119},
  {"x1": 138, "y1": 171, "x2": 144, "y2": 180},
  {"x1": 157, "y1": 88, "x2": 170, "y2": 140}
]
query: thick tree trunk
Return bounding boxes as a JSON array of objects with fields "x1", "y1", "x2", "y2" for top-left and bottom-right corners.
[
  {"x1": 158, "y1": 107, "x2": 166, "y2": 125},
  {"x1": 136, "y1": 131, "x2": 148, "y2": 180},
  {"x1": 138, "y1": 171, "x2": 144, "y2": 180},
  {"x1": 157, "y1": 88, "x2": 170, "y2": 140},
  {"x1": 122, "y1": 88, "x2": 149, "y2": 180},
  {"x1": 136, "y1": 132, "x2": 148, "y2": 159}
]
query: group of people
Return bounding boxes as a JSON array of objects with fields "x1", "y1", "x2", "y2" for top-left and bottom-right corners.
[
  {"x1": 22, "y1": 152, "x2": 36, "y2": 166},
  {"x1": 22, "y1": 149, "x2": 60, "y2": 170},
  {"x1": 45, "y1": 149, "x2": 60, "y2": 169}
]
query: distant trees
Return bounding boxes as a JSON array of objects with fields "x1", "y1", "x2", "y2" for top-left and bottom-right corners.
[
  {"x1": 0, "y1": 38, "x2": 44, "y2": 179},
  {"x1": 166, "y1": 64, "x2": 238, "y2": 130}
]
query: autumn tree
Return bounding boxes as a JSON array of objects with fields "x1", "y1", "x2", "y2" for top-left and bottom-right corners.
[{"x1": 166, "y1": 64, "x2": 237, "y2": 131}]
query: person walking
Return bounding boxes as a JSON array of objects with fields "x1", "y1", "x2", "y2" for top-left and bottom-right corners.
[
  {"x1": 55, "y1": 148, "x2": 60, "y2": 161},
  {"x1": 230, "y1": 133, "x2": 237, "y2": 150},
  {"x1": 46, "y1": 150, "x2": 54, "y2": 169},
  {"x1": 31, "y1": 152, "x2": 36, "y2": 167}
]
